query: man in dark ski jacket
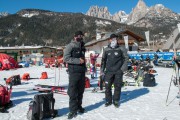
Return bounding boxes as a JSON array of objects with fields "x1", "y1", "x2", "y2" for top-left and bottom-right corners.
[
  {"x1": 63, "y1": 31, "x2": 86, "y2": 119},
  {"x1": 101, "y1": 34, "x2": 128, "y2": 108}
]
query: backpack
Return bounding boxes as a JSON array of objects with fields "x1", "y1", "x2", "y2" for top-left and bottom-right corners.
[
  {"x1": 27, "y1": 93, "x2": 58, "y2": 120},
  {"x1": 0, "y1": 84, "x2": 13, "y2": 112},
  {"x1": 143, "y1": 73, "x2": 156, "y2": 87},
  {"x1": 85, "y1": 77, "x2": 90, "y2": 88},
  {"x1": 22, "y1": 73, "x2": 30, "y2": 80},
  {"x1": 40, "y1": 72, "x2": 48, "y2": 79},
  {"x1": 6, "y1": 75, "x2": 21, "y2": 85}
]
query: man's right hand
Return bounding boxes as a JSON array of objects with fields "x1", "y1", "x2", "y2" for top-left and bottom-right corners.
[{"x1": 80, "y1": 58, "x2": 85, "y2": 64}]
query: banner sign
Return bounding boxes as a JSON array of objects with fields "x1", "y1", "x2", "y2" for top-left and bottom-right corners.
[
  {"x1": 177, "y1": 23, "x2": 180, "y2": 33},
  {"x1": 128, "y1": 52, "x2": 175, "y2": 61},
  {"x1": 145, "y1": 31, "x2": 150, "y2": 47},
  {"x1": 124, "y1": 35, "x2": 129, "y2": 49}
]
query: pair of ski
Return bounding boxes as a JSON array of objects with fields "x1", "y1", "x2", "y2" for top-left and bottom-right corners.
[
  {"x1": 34, "y1": 85, "x2": 104, "y2": 95},
  {"x1": 33, "y1": 84, "x2": 67, "y2": 95},
  {"x1": 33, "y1": 65, "x2": 67, "y2": 95}
]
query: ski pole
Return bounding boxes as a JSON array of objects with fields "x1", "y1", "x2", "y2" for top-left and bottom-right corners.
[
  {"x1": 54, "y1": 66, "x2": 56, "y2": 86},
  {"x1": 166, "y1": 68, "x2": 175, "y2": 106},
  {"x1": 177, "y1": 67, "x2": 180, "y2": 106},
  {"x1": 166, "y1": 76, "x2": 173, "y2": 106},
  {"x1": 58, "y1": 64, "x2": 60, "y2": 86},
  {"x1": 178, "y1": 79, "x2": 180, "y2": 105}
]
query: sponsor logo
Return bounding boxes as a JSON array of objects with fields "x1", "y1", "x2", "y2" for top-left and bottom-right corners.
[{"x1": 114, "y1": 52, "x2": 118, "y2": 55}]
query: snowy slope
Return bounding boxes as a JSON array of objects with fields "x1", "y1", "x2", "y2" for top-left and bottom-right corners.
[{"x1": 0, "y1": 66, "x2": 180, "y2": 120}]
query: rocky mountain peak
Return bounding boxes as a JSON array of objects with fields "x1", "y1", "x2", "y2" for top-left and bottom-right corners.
[
  {"x1": 115, "y1": 11, "x2": 127, "y2": 16},
  {"x1": 86, "y1": 6, "x2": 112, "y2": 19},
  {"x1": 146, "y1": 4, "x2": 178, "y2": 18},
  {"x1": 154, "y1": 4, "x2": 165, "y2": 9},
  {"x1": 113, "y1": 11, "x2": 128, "y2": 23},
  {"x1": 17, "y1": 9, "x2": 60, "y2": 18},
  {"x1": 86, "y1": 6, "x2": 128, "y2": 23},
  {"x1": 0, "y1": 12, "x2": 10, "y2": 18},
  {"x1": 127, "y1": 0, "x2": 149, "y2": 24},
  {"x1": 136, "y1": 0, "x2": 147, "y2": 9}
]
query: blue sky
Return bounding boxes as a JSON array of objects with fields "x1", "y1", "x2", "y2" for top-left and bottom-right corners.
[{"x1": 0, "y1": 0, "x2": 179, "y2": 14}]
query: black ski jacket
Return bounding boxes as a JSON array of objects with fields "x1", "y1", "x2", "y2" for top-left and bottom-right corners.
[
  {"x1": 63, "y1": 40, "x2": 86, "y2": 73},
  {"x1": 101, "y1": 45, "x2": 128, "y2": 73}
]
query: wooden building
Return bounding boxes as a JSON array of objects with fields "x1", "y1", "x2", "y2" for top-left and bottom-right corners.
[
  {"x1": 85, "y1": 29, "x2": 145, "y2": 64},
  {"x1": 85, "y1": 29, "x2": 145, "y2": 54},
  {"x1": 0, "y1": 46, "x2": 57, "y2": 62}
]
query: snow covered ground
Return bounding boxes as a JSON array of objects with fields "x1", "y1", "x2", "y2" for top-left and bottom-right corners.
[{"x1": 0, "y1": 66, "x2": 180, "y2": 120}]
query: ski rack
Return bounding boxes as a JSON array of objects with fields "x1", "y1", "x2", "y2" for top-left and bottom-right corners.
[{"x1": 33, "y1": 64, "x2": 67, "y2": 95}]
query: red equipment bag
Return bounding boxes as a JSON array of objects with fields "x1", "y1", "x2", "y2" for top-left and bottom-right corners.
[
  {"x1": 22, "y1": 73, "x2": 30, "y2": 80},
  {"x1": 0, "y1": 84, "x2": 13, "y2": 112},
  {"x1": 40, "y1": 72, "x2": 48, "y2": 79},
  {"x1": 85, "y1": 77, "x2": 90, "y2": 88}
]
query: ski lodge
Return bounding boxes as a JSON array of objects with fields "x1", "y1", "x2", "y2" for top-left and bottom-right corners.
[
  {"x1": 85, "y1": 29, "x2": 146, "y2": 64},
  {"x1": 0, "y1": 46, "x2": 63, "y2": 62}
]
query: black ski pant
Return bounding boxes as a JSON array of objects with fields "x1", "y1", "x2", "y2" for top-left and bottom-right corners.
[
  {"x1": 68, "y1": 72, "x2": 85, "y2": 113},
  {"x1": 104, "y1": 72, "x2": 123, "y2": 103}
]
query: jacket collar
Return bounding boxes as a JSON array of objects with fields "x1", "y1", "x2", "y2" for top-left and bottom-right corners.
[{"x1": 108, "y1": 44, "x2": 119, "y2": 49}]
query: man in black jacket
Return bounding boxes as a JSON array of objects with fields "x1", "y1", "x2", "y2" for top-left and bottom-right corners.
[
  {"x1": 63, "y1": 31, "x2": 86, "y2": 119},
  {"x1": 101, "y1": 34, "x2": 128, "y2": 108}
]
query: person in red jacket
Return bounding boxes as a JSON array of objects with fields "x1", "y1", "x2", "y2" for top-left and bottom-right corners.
[{"x1": 90, "y1": 53, "x2": 99, "y2": 79}]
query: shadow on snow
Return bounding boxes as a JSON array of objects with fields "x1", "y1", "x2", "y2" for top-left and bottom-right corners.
[
  {"x1": 51, "y1": 88, "x2": 149, "y2": 117},
  {"x1": 121, "y1": 88, "x2": 149, "y2": 104},
  {"x1": 11, "y1": 91, "x2": 38, "y2": 98},
  {"x1": 12, "y1": 98, "x2": 32, "y2": 105}
]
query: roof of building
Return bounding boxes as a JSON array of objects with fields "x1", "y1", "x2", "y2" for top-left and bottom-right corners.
[
  {"x1": 162, "y1": 28, "x2": 180, "y2": 50},
  {"x1": 120, "y1": 29, "x2": 145, "y2": 42},
  {"x1": 0, "y1": 46, "x2": 57, "y2": 50},
  {"x1": 85, "y1": 29, "x2": 145, "y2": 47}
]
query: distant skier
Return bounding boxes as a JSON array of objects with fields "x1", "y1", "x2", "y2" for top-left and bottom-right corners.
[
  {"x1": 173, "y1": 48, "x2": 180, "y2": 67},
  {"x1": 140, "y1": 54, "x2": 144, "y2": 61},
  {"x1": 153, "y1": 53, "x2": 159, "y2": 66},
  {"x1": 90, "y1": 52, "x2": 99, "y2": 79},
  {"x1": 146, "y1": 55, "x2": 151, "y2": 64}
]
